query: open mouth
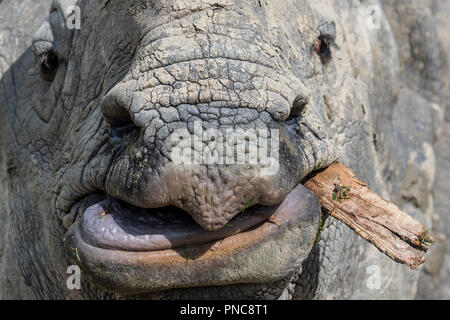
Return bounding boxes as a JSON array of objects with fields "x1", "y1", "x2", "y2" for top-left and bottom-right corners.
[
  {"x1": 78, "y1": 198, "x2": 277, "y2": 252},
  {"x1": 64, "y1": 184, "x2": 320, "y2": 295}
]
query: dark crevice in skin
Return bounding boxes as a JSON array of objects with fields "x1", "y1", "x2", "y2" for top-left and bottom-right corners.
[
  {"x1": 286, "y1": 95, "x2": 309, "y2": 121},
  {"x1": 109, "y1": 124, "x2": 140, "y2": 145},
  {"x1": 293, "y1": 241, "x2": 320, "y2": 299}
]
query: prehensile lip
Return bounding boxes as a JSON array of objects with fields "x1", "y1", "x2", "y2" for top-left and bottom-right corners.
[{"x1": 64, "y1": 183, "x2": 320, "y2": 295}]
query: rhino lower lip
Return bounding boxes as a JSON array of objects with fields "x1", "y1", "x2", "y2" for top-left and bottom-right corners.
[
  {"x1": 64, "y1": 184, "x2": 320, "y2": 295},
  {"x1": 77, "y1": 199, "x2": 277, "y2": 251}
]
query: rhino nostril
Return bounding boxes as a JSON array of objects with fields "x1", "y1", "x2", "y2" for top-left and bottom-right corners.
[
  {"x1": 100, "y1": 88, "x2": 134, "y2": 128},
  {"x1": 101, "y1": 100, "x2": 134, "y2": 128},
  {"x1": 287, "y1": 95, "x2": 309, "y2": 121}
]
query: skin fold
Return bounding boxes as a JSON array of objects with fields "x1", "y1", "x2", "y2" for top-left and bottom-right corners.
[{"x1": 0, "y1": 0, "x2": 447, "y2": 299}]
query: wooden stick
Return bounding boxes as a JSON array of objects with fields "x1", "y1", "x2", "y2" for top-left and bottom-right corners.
[{"x1": 303, "y1": 162, "x2": 434, "y2": 270}]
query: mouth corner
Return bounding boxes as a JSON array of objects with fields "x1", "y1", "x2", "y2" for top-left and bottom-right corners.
[{"x1": 63, "y1": 184, "x2": 321, "y2": 295}]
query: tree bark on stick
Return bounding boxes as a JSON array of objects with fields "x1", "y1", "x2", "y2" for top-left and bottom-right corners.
[{"x1": 303, "y1": 162, "x2": 434, "y2": 270}]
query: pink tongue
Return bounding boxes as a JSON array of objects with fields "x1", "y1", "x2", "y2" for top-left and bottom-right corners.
[{"x1": 78, "y1": 200, "x2": 276, "y2": 251}]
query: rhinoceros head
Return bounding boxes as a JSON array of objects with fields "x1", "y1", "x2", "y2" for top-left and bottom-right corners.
[{"x1": 0, "y1": 0, "x2": 443, "y2": 299}]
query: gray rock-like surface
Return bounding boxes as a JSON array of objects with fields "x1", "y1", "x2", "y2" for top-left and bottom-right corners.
[
  {"x1": 415, "y1": 0, "x2": 450, "y2": 300},
  {"x1": 0, "y1": 0, "x2": 448, "y2": 299},
  {"x1": 416, "y1": 122, "x2": 450, "y2": 299}
]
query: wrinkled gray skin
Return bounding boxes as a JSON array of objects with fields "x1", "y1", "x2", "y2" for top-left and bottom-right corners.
[{"x1": 0, "y1": 0, "x2": 448, "y2": 299}]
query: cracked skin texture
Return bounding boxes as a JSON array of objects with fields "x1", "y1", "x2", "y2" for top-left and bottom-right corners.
[{"x1": 0, "y1": 0, "x2": 446, "y2": 299}]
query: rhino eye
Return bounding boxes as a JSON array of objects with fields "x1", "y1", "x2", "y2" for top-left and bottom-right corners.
[
  {"x1": 39, "y1": 50, "x2": 59, "y2": 82},
  {"x1": 314, "y1": 35, "x2": 336, "y2": 65}
]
